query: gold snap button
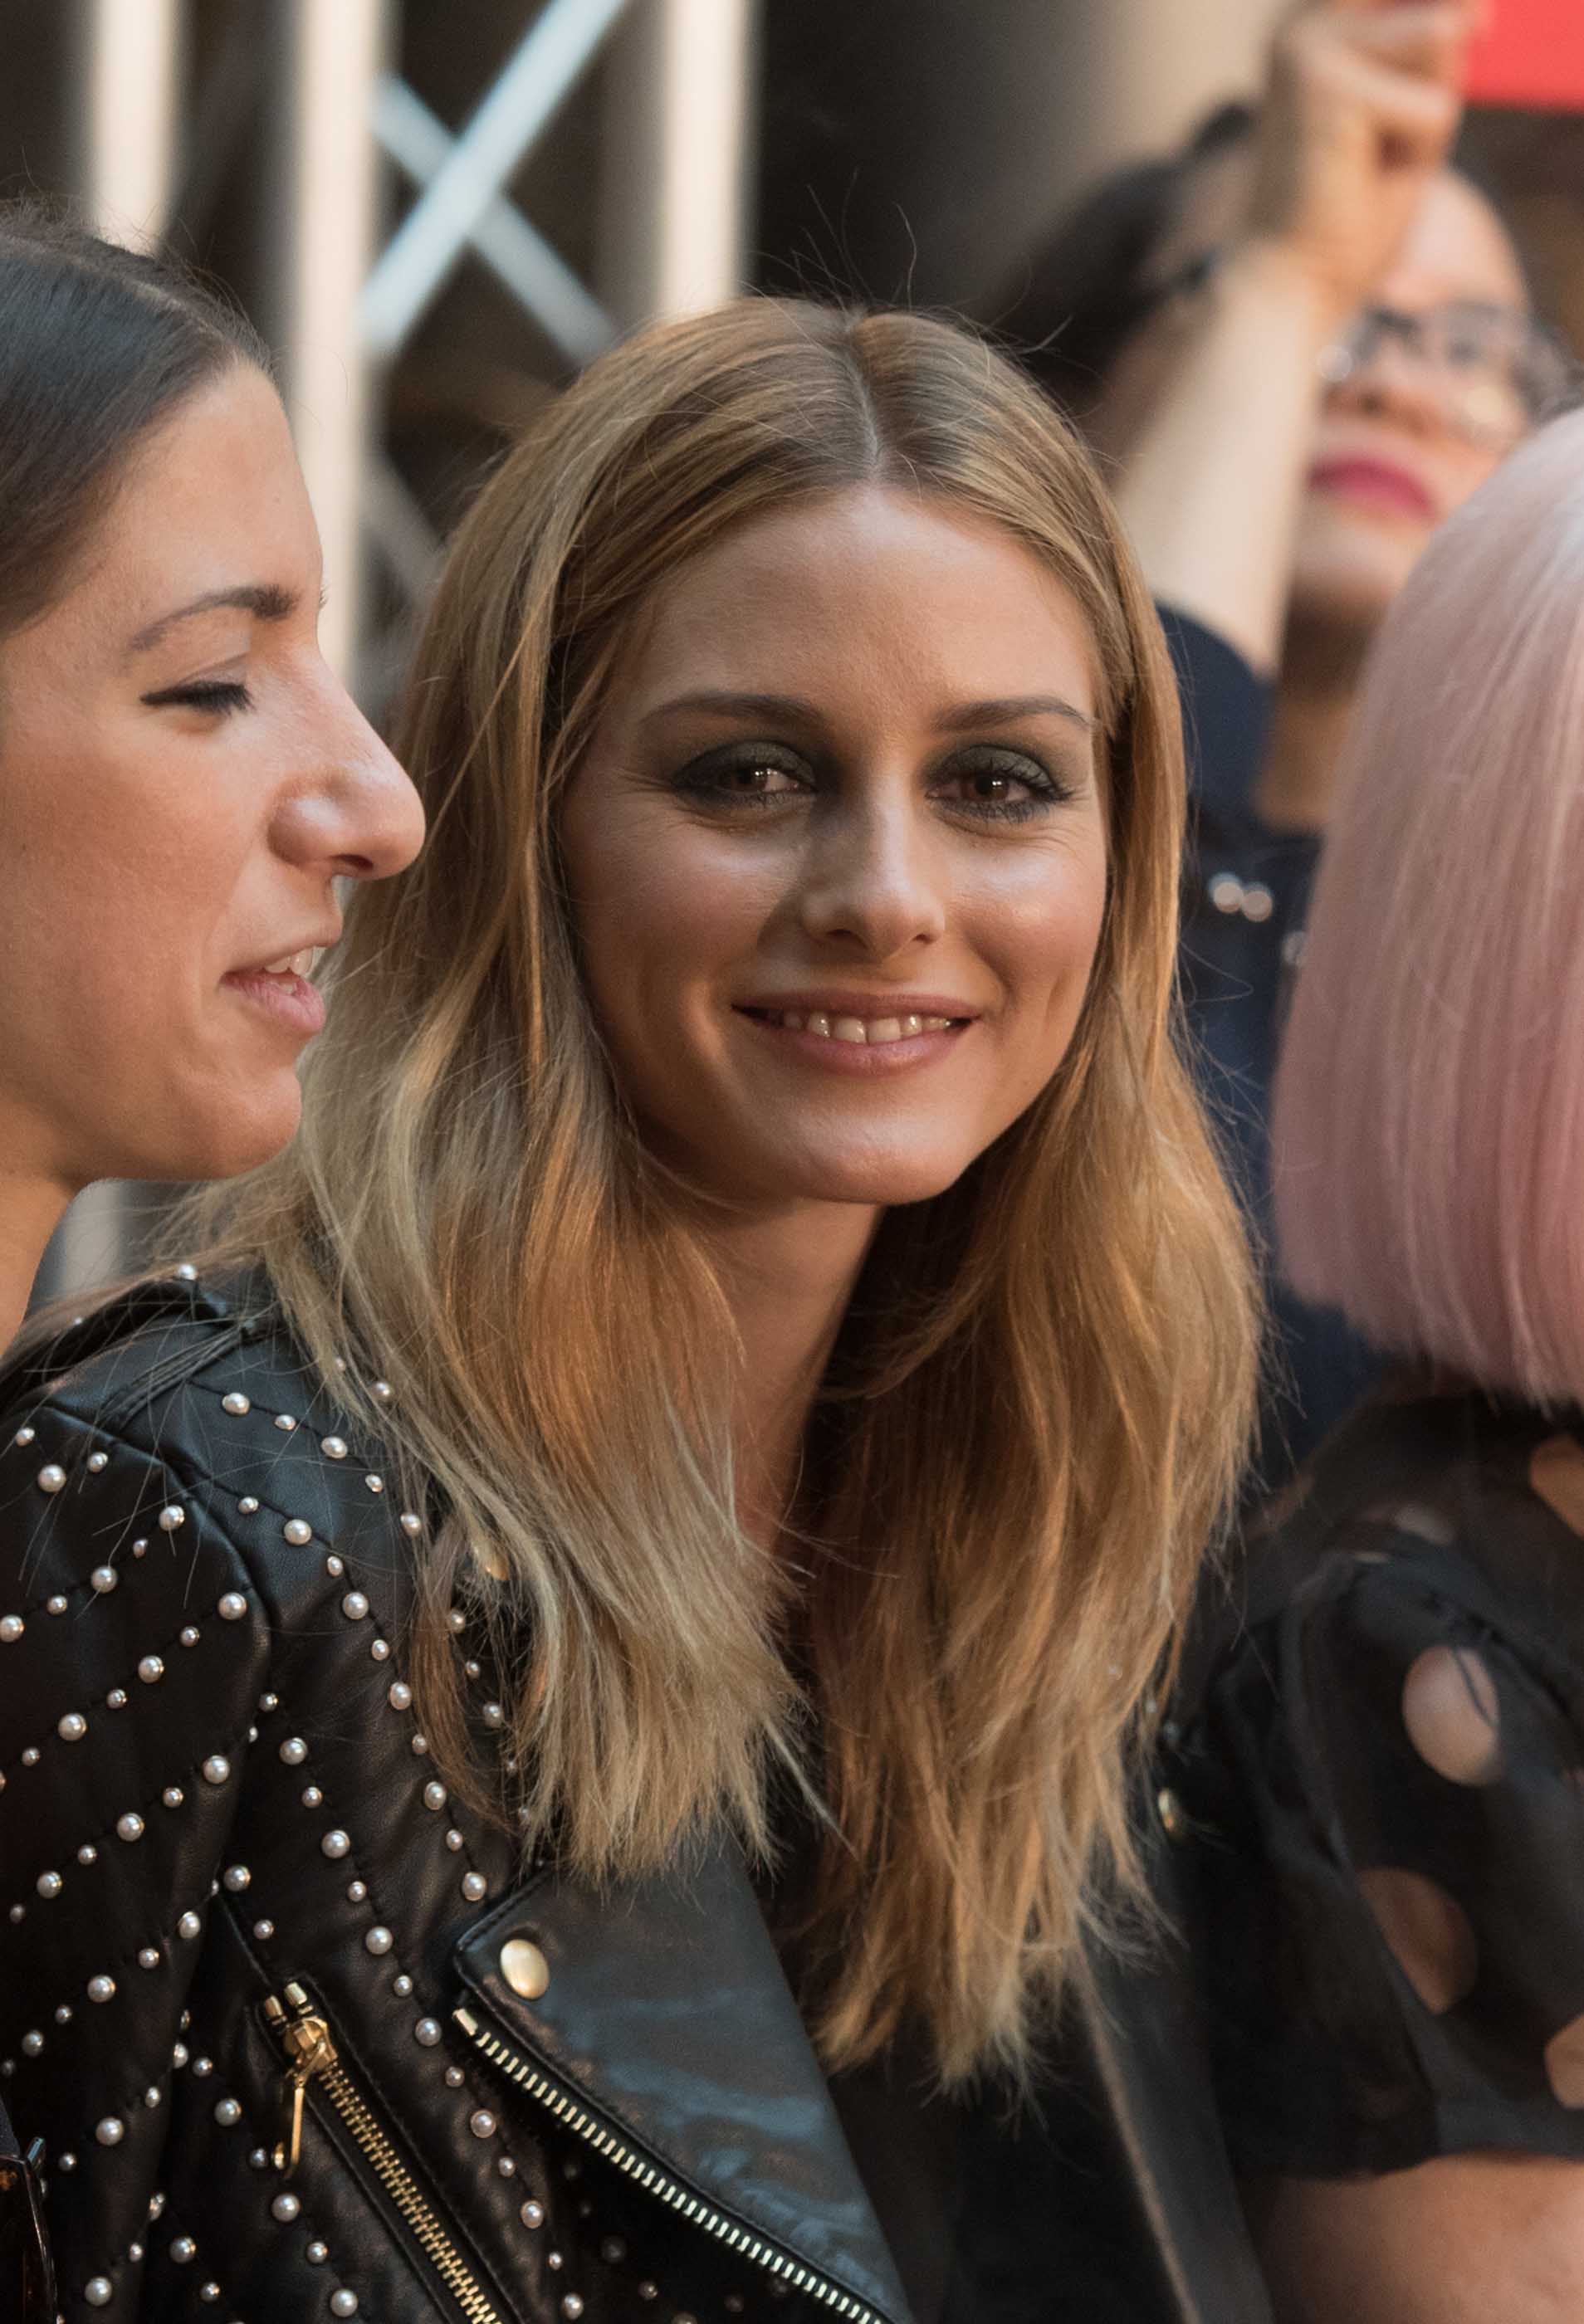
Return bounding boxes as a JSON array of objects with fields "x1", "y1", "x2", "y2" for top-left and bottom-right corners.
[
  {"x1": 499, "y1": 1936, "x2": 550, "y2": 1999},
  {"x1": 1156, "y1": 1786, "x2": 1186, "y2": 1841}
]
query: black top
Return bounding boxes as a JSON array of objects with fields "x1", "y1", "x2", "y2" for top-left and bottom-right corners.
[
  {"x1": 765, "y1": 1794, "x2": 1272, "y2": 2324},
  {"x1": 1162, "y1": 608, "x2": 1381, "y2": 1482},
  {"x1": 1175, "y1": 1388, "x2": 1584, "y2": 2179}
]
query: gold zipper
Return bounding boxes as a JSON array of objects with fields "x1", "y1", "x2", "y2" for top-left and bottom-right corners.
[
  {"x1": 454, "y1": 2004, "x2": 895, "y2": 2324},
  {"x1": 263, "y1": 1985, "x2": 505, "y2": 2324}
]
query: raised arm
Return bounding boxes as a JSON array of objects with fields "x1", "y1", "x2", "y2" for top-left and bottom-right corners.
[{"x1": 1113, "y1": 0, "x2": 1479, "y2": 676}]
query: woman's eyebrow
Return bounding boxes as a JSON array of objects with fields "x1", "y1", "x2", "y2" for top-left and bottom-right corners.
[
  {"x1": 638, "y1": 689, "x2": 1096, "y2": 734},
  {"x1": 934, "y1": 695, "x2": 1096, "y2": 735},
  {"x1": 638, "y1": 689, "x2": 820, "y2": 729},
  {"x1": 125, "y1": 581, "x2": 300, "y2": 657}
]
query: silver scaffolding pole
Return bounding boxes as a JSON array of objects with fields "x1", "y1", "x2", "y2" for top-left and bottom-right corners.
[
  {"x1": 41, "y1": 0, "x2": 185, "y2": 1304},
  {"x1": 600, "y1": 0, "x2": 759, "y2": 327},
  {"x1": 284, "y1": 0, "x2": 392, "y2": 689},
  {"x1": 82, "y1": 0, "x2": 182, "y2": 251}
]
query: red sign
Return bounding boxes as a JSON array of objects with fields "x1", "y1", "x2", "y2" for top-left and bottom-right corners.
[{"x1": 1464, "y1": 0, "x2": 1584, "y2": 110}]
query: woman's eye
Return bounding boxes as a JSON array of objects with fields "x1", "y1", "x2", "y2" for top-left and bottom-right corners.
[
  {"x1": 934, "y1": 751, "x2": 1068, "y2": 821},
  {"x1": 675, "y1": 745, "x2": 809, "y2": 808},
  {"x1": 140, "y1": 678, "x2": 255, "y2": 716},
  {"x1": 716, "y1": 762, "x2": 801, "y2": 798}
]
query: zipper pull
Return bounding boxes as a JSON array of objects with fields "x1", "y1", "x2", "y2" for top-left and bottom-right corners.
[{"x1": 263, "y1": 1984, "x2": 338, "y2": 2178}]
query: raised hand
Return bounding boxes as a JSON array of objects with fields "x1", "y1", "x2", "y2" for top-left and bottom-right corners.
[{"x1": 1245, "y1": 0, "x2": 1488, "y2": 325}]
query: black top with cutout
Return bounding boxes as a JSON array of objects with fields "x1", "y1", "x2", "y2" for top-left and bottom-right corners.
[{"x1": 1176, "y1": 1389, "x2": 1584, "y2": 2178}]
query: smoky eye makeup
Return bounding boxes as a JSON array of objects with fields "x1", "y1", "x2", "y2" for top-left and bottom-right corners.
[
  {"x1": 668, "y1": 738, "x2": 814, "y2": 808},
  {"x1": 658, "y1": 731, "x2": 1088, "y2": 824},
  {"x1": 930, "y1": 743, "x2": 1082, "y2": 823}
]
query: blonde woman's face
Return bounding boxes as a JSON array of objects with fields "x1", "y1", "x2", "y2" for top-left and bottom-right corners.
[{"x1": 560, "y1": 485, "x2": 1109, "y2": 1214}]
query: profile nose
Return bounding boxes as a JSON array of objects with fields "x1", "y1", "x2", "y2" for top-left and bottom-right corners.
[
  {"x1": 797, "y1": 793, "x2": 946, "y2": 957},
  {"x1": 272, "y1": 675, "x2": 426, "y2": 881},
  {"x1": 330, "y1": 713, "x2": 427, "y2": 881}
]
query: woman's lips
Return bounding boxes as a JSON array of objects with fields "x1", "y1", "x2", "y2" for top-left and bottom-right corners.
[
  {"x1": 1307, "y1": 456, "x2": 1438, "y2": 523},
  {"x1": 222, "y1": 967, "x2": 327, "y2": 1040}
]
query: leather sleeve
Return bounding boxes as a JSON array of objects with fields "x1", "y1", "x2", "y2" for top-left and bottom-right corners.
[{"x1": 0, "y1": 1395, "x2": 271, "y2": 2307}]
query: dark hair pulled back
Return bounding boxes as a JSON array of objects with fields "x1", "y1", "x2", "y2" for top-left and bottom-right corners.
[
  {"x1": 998, "y1": 101, "x2": 1254, "y2": 421},
  {"x1": 999, "y1": 100, "x2": 1516, "y2": 426},
  {"x1": 0, "y1": 202, "x2": 271, "y2": 641}
]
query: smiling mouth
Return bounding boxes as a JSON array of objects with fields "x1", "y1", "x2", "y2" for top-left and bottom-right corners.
[{"x1": 737, "y1": 1006, "x2": 963, "y2": 1047}]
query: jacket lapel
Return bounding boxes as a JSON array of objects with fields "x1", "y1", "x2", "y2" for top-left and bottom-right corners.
[{"x1": 453, "y1": 1832, "x2": 914, "y2": 2324}]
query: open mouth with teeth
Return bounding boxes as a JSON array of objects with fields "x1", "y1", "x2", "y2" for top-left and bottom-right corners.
[
  {"x1": 737, "y1": 1008, "x2": 962, "y2": 1047},
  {"x1": 222, "y1": 946, "x2": 329, "y2": 1040}
]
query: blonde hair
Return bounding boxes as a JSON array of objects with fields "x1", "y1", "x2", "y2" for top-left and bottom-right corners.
[
  {"x1": 1275, "y1": 408, "x2": 1584, "y2": 1405},
  {"x1": 170, "y1": 300, "x2": 1255, "y2": 2082}
]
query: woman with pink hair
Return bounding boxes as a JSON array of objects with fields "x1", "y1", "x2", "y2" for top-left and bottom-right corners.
[{"x1": 1176, "y1": 404, "x2": 1584, "y2": 2321}]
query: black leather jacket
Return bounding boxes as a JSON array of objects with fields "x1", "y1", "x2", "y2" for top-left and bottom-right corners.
[{"x1": 0, "y1": 1276, "x2": 1270, "y2": 2324}]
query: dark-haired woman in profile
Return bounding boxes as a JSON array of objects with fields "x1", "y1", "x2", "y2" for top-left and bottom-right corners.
[
  {"x1": 0, "y1": 205, "x2": 425, "y2": 1352},
  {"x1": 0, "y1": 298, "x2": 1258, "y2": 2323},
  {"x1": 0, "y1": 206, "x2": 423, "y2": 2316}
]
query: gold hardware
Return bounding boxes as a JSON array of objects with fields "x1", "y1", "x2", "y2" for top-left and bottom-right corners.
[
  {"x1": 262, "y1": 1985, "x2": 503, "y2": 2324},
  {"x1": 498, "y1": 1937, "x2": 550, "y2": 2000},
  {"x1": 265, "y1": 1986, "x2": 337, "y2": 2176}
]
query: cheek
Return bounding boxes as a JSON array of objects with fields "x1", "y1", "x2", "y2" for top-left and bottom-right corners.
[
  {"x1": 571, "y1": 823, "x2": 775, "y2": 1025},
  {"x1": 1293, "y1": 504, "x2": 1423, "y2": 608},
  {"x1": 5, "y1": 736, "x2": 255, "y2": 1017},
  {"x1": 4, "y1": 753, "x2": 139, "y2": 996},
  {"x1": 1442, "y1": 441, "x2": 1508, "y2": 515},
  {"x1": 982, "y1": 840, "x2": 1109, "y2": 1023}
]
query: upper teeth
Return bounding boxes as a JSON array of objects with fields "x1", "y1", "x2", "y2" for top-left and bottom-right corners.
[
  {"x1": 262, "y1": 950, "x2": 315, "y2": 979},
  {"x1": 767, "y1": 1011, "x2": 955, "y2": 1044}
]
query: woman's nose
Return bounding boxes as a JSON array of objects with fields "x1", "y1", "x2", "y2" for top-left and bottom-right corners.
[
  {"x1": 271, "y1": 681, "x2": 426, "y2": 881},
  {"x1": 795, "y1": 796, "x2": 947, "y2": 958},
  {"x1": 1325, "y1": 340, "x2": 1447, "y2": 438}
]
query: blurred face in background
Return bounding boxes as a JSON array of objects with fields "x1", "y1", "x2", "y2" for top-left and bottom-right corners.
[
  {"x1": 1102, "y1": 145, "x2": 1536, "y2": 650},
  {"x1": 1294, "y1": 168, "x2": 1532, "y2": 638}
]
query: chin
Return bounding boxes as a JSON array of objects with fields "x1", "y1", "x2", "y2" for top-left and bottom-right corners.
[
  {"x1": 752, "y1": 1141, "x2": 977, "y2": 1210},
  {"x1": 1289, "y1": 515, "x2": 1428, "y2": 639},
  {"x1": 147, "y1": 1081, "x2": 305, "y2": 1185}
]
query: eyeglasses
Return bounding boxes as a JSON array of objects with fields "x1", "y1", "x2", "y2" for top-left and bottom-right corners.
[
  {"x1": 1318, "y1": 301, "x2": 1579, "y2": 447},
  {"x1": 1121, "y1": 249, "x2": 1578, "y2": 453},
  {"x1": 0, "y1": 2136, "x2": 55, "y2": 2324}
]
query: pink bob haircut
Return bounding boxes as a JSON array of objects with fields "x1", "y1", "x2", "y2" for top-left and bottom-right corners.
[{"x1": 1274, "y1": 405, "x2": 1584, "y2": 1404}]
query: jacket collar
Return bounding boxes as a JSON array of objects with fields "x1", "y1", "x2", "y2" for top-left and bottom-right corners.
[{"x1": 453, "y1": 1830, "x2": 913, "y2": 2324}]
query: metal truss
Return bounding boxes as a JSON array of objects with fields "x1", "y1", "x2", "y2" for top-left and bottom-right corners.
[
  {"x1": 353, "y1": 0, "x2": 760, "y2": 677},
  {"x1": 355, "y1": 0, "x2": 633, "y2": 646},
  {"x1": 364, "y1": 0, "x2": 628, "y2": 366}
]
